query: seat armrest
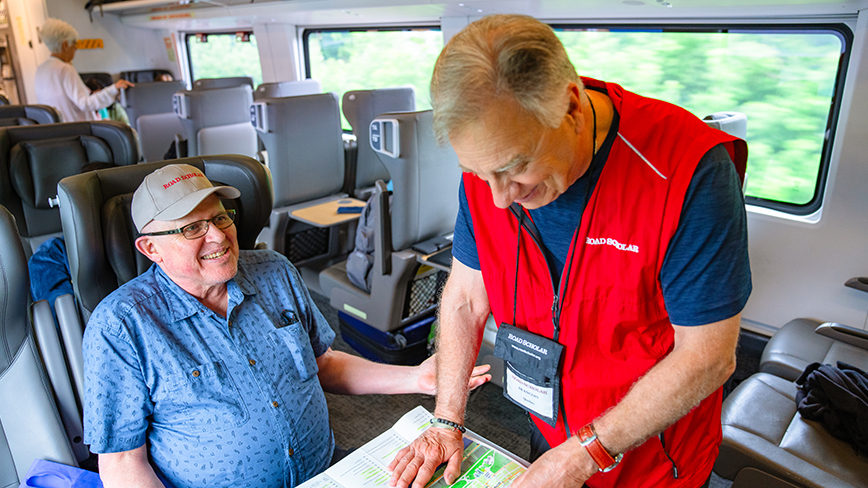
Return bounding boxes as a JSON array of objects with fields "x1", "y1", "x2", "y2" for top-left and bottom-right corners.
[
  {"x1": 815, "y1": 322, "x2": 868, "y2": 351},
  {"x1": 845, "y1": 276, "x2": 868, "y2": 293},
  {"x1": 55, "y1": 294, "x2": 85, "y2": 405},
  {"x1": 31, "y1": 299, "x2": 89, "y2": 462}
]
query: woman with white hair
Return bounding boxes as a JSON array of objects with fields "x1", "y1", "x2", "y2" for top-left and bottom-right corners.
[{"x1": 35, "y1": 18, "x2": 133, "y2": 122}]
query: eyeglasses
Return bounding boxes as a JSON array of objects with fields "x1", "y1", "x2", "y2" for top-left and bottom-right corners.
[{"x1": 139, "y1": 209, "x2": 236, "y2": 240}]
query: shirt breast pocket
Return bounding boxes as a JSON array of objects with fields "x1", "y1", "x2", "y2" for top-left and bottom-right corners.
[
  {"x1": 165, "y1": 360, "x2": 250, "y2": 430},
  {"x1": 268, "y1": 322, "x2": 320, "y2": 381}
]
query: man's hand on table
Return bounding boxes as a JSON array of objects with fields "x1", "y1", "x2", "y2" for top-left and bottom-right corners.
[{"x1": 388, "y1": 426, "x2": 464, "y2": 488}]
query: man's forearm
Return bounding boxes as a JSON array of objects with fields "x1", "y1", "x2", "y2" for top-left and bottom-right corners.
[
  {"x1": 593, "y1": 315, "x2": 740, "y2": 456},
  {"x1": 433, "y1": 275, "x2": 489, "y2": 422}
]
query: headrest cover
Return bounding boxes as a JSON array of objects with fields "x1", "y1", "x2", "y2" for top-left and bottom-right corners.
[{"x1": 131, "y1": 163, "x2": 240, "y2": 232}]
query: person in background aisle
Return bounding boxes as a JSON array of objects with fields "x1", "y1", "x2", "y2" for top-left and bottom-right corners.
[
  {"x1": 388, "y1": 14, "x2": 750, "y2": 488},
  {"x1": 84, "y1": 76, "x2": 131, "y2": 125},
  {"x1": 35, "y1": 18, "x2": 134, "y2": 122}
]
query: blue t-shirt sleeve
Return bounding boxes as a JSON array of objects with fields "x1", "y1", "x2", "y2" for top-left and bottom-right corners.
[
  {"x1": 82, "y1": 316, "x2": 151, "y2": 453},
  {"x1": 661, "y1": 144, "x2": 752, "y2": 326},
  {"x1": 452, "y1": 174, "x2": 482, "y2": 270}
]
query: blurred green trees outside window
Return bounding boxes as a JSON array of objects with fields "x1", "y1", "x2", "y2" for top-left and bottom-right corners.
[
  {"x1": 305, "y1": 28, "x2": 443, "y2": 130},
  {"x1": 555, "y1": 27, "x2": 847, "y2": 210},
  {"x1": 186, "y1": 32, "x2": 263, "y2": 88}
]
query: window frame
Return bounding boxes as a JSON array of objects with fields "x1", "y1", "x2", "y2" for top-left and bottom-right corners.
[
  {"x1": 305, "y1": 21, "x2": 852, "y2": 216},
  {"x1": 556, "y1": 22, "x2": 852, "y2": 215},
  {"x1": 183, "y1": 30, "x2": 259, "y2": 86}
]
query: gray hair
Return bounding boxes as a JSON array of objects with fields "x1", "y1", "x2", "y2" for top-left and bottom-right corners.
[
  {"x1": 40, "y1": 18, "x2": 79, "y2": 55},
  {"x1": 431, "y1": 14, "x2": 580, "y2": 145}
]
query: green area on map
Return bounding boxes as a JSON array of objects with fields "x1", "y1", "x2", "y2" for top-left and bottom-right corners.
[{"x1": 426, "y1": 441, "x2": 525, "y2": 488}]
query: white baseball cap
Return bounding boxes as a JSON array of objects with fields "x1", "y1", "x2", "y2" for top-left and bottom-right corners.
[{"x1": 131, "y1": 164, "x2": 240, "y2": 233}]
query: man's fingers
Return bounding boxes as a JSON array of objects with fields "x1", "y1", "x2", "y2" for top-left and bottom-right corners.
[
  {"x1": 408, "y1": 456, "x2": 441, "y2": 488},
  {"x1": 443, "y1": 449, "x2": 464, "y2": 485},
  {"x1": 471, "y1": 364, "x2": 491, "y2": 376},
  {"x1": 388, "y1": 450, "x2": 417, "y2": 487},
  {"x1": 388, "y1": 445, "x2": 411, "y2": 471},
  {"x1": 468, "y1": 374, "x2": 491, "y2": 390}
]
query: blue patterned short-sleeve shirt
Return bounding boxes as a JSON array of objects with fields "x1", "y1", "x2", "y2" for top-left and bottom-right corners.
[{"x1": 83, "y1": 250, "x2": 336, "y2": 488}]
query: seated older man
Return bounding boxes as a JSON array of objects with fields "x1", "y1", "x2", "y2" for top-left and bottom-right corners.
[{"x1": 82, "y1": 164, "x2": 489, "y2": 488}]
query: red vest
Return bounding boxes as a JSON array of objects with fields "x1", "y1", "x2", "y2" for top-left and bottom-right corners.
[{"x1": 465, "y1": 78, "x2": 747, "y2": 488}]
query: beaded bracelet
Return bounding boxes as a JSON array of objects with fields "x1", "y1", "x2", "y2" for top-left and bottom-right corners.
[{"x1": 430, "y1": 417, "x2": 466, "y2": 433}]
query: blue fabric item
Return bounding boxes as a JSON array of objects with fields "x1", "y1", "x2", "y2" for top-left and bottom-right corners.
[
  {"x1": 24, "y1": 459, "x2": 103, "y2": 488},
  {"x1": 28, "y1": 237, "x2": 74, "y2": 318},
  {"x1": 83, "y1": 250, "x2": 335, "y2": 488},
  {"x1": 452, "y1": 134, "x2": 751, "y2": 327}
]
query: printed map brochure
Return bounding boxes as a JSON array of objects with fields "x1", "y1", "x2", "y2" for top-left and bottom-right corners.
[{"x1": 299, "y1": 405, "x2": 529, "y2": 488}]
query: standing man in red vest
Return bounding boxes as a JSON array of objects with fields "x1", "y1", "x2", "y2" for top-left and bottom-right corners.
[{"x1": 388, "y1": 14, "x2": 750, "y2": 488}]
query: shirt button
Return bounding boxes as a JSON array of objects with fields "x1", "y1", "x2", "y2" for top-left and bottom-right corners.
[
  {"x1": 192, "y1": 370, "x2": 200, "y2": 377},
  {"x1": 272, "y1": 401, "x2": 279, "y2": 408},
  {"x1": 228, "y1": 319, "x2": 233, "y2": 327},
  {"x1": 249, "y1": 358, "x2": 256, "y2": 366},
  {"x1": 288, "y1": 448, "x2": 294, "y2": 456}
]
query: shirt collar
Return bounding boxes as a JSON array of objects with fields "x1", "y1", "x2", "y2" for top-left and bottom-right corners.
[{"x1": 153, "y1": 264, "x2": 254, "y2": 322}]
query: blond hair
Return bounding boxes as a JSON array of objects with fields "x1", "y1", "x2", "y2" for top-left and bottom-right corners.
[{"x1": 431, "y1": 14, "x2": 580, "y2": 145}]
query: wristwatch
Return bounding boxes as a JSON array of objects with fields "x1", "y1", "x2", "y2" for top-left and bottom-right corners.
[{"x1": 577, "y1": 424, "x2": 623, "y2": 473}]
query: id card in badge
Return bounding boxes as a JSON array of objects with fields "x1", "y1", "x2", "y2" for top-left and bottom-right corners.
[{"x1": 493, "y1": 323, "x2": 564, "y2": 427}]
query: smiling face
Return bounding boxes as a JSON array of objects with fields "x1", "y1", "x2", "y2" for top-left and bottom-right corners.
[
  {"x1": 451, "y1": 83, "x2": 594, "y2": 210},
  {"x1": 135, "y1": 195, "x2": 239, "y2": 298}
]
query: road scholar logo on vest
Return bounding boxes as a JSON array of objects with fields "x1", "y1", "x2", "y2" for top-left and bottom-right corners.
[{"x1": 585, "y1": 236, "x2": 640, "y2": 254}]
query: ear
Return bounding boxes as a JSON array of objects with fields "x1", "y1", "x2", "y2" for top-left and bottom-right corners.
[
  {"x1": 565, "y1": 82, "x2": 584, "y2": 133},
  {"x1": 135, "y1": 236, "x2": 163, "y2": 264}
]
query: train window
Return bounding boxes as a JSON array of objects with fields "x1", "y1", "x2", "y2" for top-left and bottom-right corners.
[
  {"x1": 185, "y1": 32, "x2": 263, "y2": 88},
  {"x1": 553, "y1": 25, "x2": 850, "y2": 215},
  {"x1": 303, "y1": 28, "x2": 442, "y2": 130}
]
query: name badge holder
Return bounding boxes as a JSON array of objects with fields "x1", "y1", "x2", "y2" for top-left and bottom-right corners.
[{"x1": 493, "y1": 323, "x2": 564, "y2": 427}]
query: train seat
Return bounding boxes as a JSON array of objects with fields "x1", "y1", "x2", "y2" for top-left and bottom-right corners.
[
  {"x1": 120, "y1": 80, "x2": 185, "y2": 162},
  {"x1": 759, "y1": 318, "x2": 868, "y2": 382},
  {"x1": 715, "y1": 371, "x2": 868, "y2": 488},
  {"x1": 319, "y1": 110, "x2": 461, "y2": 337},
  {"x1": 251, "y1": 92, "x2": 347, "y2": 264},
  {"x1": 172, "y1": 84, "x2": 257, "y2": 159},
  {"x1": 0, "y1": 204, "x2": 81, "y2": 484},
  {"x1": 254, "y1": 79, "x2": 321, "y2": 100},
  {"x1": 0, "y1": 104, "x2": 61, "y2": 127},
  {"x1": 341, "y1": 87, "x2": 415, "y2": 199},
  {"x1": 49, "y1": 156, "x2": 271, "y2": 420},
  {"x1": 120, "y1": 69, "x2": 174, "y2": 83},
  {"x1": 193, "y1": 76, "x2": 254, "y2": 90},
  {"x1": 78, "y1": 72, "x2": 112, "y2": 90},
  {"x1": 0, "y1": 121, "x2": 139, "y2": 254}
]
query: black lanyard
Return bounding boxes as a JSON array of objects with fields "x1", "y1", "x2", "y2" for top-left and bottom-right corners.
[{"x1": 509, "y1": 95, "x2": 598, "y2": 343}]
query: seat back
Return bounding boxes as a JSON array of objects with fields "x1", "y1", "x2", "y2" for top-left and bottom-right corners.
[
  {"x1": 254, "y1": 93, "x2": 345, "y2": 207},
  {"x1": 120, "y1": 69, "x2": 174, "y2": 83},
  {"x1": 254, "y1": 80, "x2": 321, "y2": 100},
  {"x1": 193, "y1": 76, "x2": 254, "y2": 90},
  {"x1": 173, "y1": 85, "x2": 257, "y2": 158},
  {"x1": 319, "y1": 110, "x2": 460, "y2": 333},
  {"x1": 58, "y1": 155, "x2": 272, "y2": 321},
  {"x1": 0, "y1": 105, "x2": 61, "y2": 127},
  {"x1": 0, "y1": 205, "x2": 77, "y2": 485},
  {"x1": 375, "y1": 110, "x2": 461, "y2": 251},
  {"x1": 0, "y1": 121, "x2": 139, "y2": 250},
  {"x1": 121, "y1": 81, "x2": 185, "y2": 162},
  {"x1": 342, "y1": 87, "x2": 415, "y2": 195}
]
